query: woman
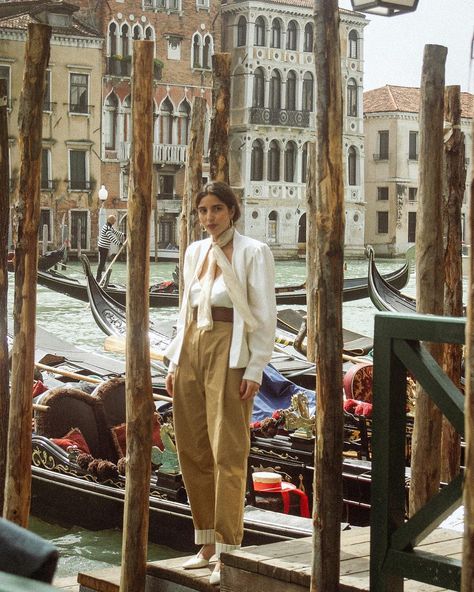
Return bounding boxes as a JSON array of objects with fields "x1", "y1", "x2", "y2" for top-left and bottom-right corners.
[{"x1": 165, "y1": 181, "x2": 277, "y2": 585}]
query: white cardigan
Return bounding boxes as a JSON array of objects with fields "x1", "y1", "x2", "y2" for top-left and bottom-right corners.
[{"x1": 165, "y1": 231, "x2": 277, "y2": 384}]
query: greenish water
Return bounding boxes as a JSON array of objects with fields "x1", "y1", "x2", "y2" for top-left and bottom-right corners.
[{"x1": 6, "y1": 256, "x2": 411, "y2": 577}]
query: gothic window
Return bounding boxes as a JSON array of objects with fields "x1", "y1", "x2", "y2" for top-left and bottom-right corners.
[
  {"x1": 285, "y1": 141, "x2": 296, "y2": 182},
  {"x1": 268, "y1": 140, "x2": 280, "y2": 182},
  {"x1": 286, "y1": 20, "x2": 297, "y2": 51},
  {"x1": 302, "y1": 72, "x2": 313, "y2": 111},
  {"x1": 121, "y1": 24, "x2": 130, "y2": 57},
  {"x1": 303, "y1": 22, "x2": 313, "y2": 52},
  {"x1": 348, "y1": 30, "x2": 359, "y2": 59},
  {"x1": 133, "y1": 25, "x2": 141, "y2": 40},
  {"x1": 237, "y1": 16, "x2": 247, "y2": 47},
  {"x1": 193, "y1": 33, "x2": 201, "y2": 68},
  {"x1": 104, "y1": 92, "x2": 119, "y2": 150},
  {"x1": 347, "y1": 78, "x2": 358, "y2": 117},
  {"x1": 178, "y1": 100, "x2": 191, "y2": 145},
  {"x1": 271, "y1": 19, "x2": 281, "y2": 48},
  {"x1": 286, "y1": 70, "x2": 296, "y2": 111},
  {"x1": 268, "y1": 211, "x2": 278, "y2": 244},
  {"x1": 269, "y1": 70, "x2": 281, "y2": 110},
  {"x1": 160, "y1": 98, "x2": 174, "y2": 144},
  {"x1": 348, "y1": 146, "x2": 357, "y2": 186},
  {"x1": 251, "y1": 139, "x2": 264, "y2": 181},
  {"x1": 122, "y1": 95, "x2": 131, "y2": 143},
  {"x1": 253, "y1": 67, "x2": 265, "y2": 108},
  {"x1": 203, "y1": 35, "x2": 212, "y2": 69},
  {"x1": 255, "y1": 16, "x2": 266, "y2": 46},
  {"x1": 145, "y1": 26, "x2": 153, "y2": 40},
  {"x1": 108, "y1": 22, "x2": 117, "y2": 55}
]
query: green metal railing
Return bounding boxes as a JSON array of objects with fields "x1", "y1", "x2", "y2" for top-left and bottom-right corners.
[{"x1": 370, "y1": 312, "x2": 465, "y2": 591}]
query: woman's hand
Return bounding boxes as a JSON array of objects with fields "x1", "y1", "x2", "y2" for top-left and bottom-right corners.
[
  {"x1": 165, "y1": 373, "x2": 175, "y2": 397},
  {"x1": 240, "y1": 379, "x2": 260, "y2": 401}
]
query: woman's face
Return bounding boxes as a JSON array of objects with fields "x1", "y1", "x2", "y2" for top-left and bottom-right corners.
[{"x1": 197, "y1": 193, "x2": 235, "y2": 239}]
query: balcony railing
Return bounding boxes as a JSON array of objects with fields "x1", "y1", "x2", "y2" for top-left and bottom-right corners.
[
  {"x1": 40, "y1": 179, "x2": 56, "y2": 191},
  {"x1": 249, "y1": 107, "x2": 310, "y2": 128},
  {"x1": 157, "y1": 193, "x2": 181, "y2": 200},
  {"x1": 106, "y1": 56, "x2": 131, "y2": 77},
  {"x1": 68, "y1": 180, "x2": 92, "y2": 191},
  {"x1": 119, "y1": 142, "x2": 187, "y2": 165},
  {"x1": 69, "y1": 103, "x2": 90, "y2": 115},
  {"x1": 408, "y1": 152, "x2": 419, "y2": 161},
  {"x1": 373, "y1": 153, "x2": 389, "y2": 161}
]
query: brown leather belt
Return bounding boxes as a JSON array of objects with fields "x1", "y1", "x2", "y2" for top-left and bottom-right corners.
[{"x1": 193, "y1": 307, "x2": 234, "y2": 323}]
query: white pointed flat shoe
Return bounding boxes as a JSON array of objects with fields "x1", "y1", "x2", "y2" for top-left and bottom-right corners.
[
  {"x1": 182, "y1": 554, "x2": 210, "y2": 570},
  {"x1": 209, "y1": 568, "x2": 220, "y2": 585}
]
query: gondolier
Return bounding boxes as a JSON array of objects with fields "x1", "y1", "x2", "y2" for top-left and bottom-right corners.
[{"x1": 96, "y1": 215, "x2": 125, "y2": 282}]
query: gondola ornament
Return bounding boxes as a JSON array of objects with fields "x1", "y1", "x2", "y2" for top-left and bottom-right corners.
[{"x1": 350, "y1": 0, "x2": 418, "y2": 16}]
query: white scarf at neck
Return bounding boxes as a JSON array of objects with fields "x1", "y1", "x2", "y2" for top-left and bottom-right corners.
[{"x1": 194, "y1": 227, "x2": 258, "y2": 332}]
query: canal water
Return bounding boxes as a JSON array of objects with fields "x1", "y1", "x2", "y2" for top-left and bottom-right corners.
[{"x1": 8, "y1": 255, "x2": 414, "y2": 578}]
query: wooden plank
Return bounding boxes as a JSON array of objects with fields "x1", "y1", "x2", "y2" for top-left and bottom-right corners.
[{"x1": 77, "y1": 567, "x2": 120, "y2": 592}]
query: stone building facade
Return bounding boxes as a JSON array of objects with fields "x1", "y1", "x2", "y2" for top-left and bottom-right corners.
[
  {"x1": 364, "y1": 85, "x2": 473, "y2": 257},
  {"x1": 221, "y1": 0, "x2": 367, "y2": 258},
  {"x1": 1, "y1": 0, "x2": 103, "y2": 254}
]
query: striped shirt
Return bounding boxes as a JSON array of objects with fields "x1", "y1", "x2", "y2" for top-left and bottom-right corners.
[{"x1": 98, "y1": 223, "x2": 125, "y2": 249}]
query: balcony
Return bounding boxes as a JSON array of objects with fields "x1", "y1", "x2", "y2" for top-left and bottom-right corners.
[
  {"x1": 249, "y1": 107, "x2": 310, "y2": 128},
  {"x1": 373, "y1": 153, "x2": 389, "y2": 161},
  {"x1": 40, "y1": 179, "x2": 56, "y2": 192},
  {"x1": 69, "y1": 103, "x2": 90, "y2": 115},
  {"x1": 67, "y1": 180, "x2": 92, "y2": 191},
  {"x1": 106, "y1": 56, "x2": 132, "y2": 77},
  {"x1": 119, "y1": 142, "x2": 187, "y2": 166}
]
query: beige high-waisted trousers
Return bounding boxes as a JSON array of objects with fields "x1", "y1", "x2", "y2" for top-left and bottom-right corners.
[{"x1": 173, "y1": 320, "x2": 253, "y2": 557}]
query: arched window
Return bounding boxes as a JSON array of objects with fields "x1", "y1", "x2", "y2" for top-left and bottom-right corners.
[
  {"x1": 303, "y1": 23, "x2": 313, "y2": 52},
  {"x1": 145, "y1": 26, "x2": 153, "y2": 40},
  {"x1": 178, "y1": 100, "x2": 191, "y2": 145},
  {"x1": 271, "y1": 19, "x2": 281, "y2": 48},
  {"x1": 286, "y1": 70, "x2": 296, "y2": 111},
  {"x1": 268, "y1": 211, "x2": 278, "y2": 243},
  {"x1": 193, "y1": 33, "x2": 201, "y2": 68},
  {"x1": 285, "y1": 141, "x2": 296, "y2": 182},
  {"x1": 347, "y1": 78, "x2": 358, "y2": 117},
  {"x1": 160, "y1": 98, "x2": 174, "y2": 144},
  {"x1": 251, "y1": 139, "x2": 264, "y2": 181},
  {"x1": 348, "y1": 30, "x2": 359, "y2": 59},
  {"x1": 121, "y1": 24, "x2": 130, "y2": 57},
  {"x1": 104, "y1": 93, "x2": 119, "y2": 150},
  {"x1": 253, "y1": 67, "x2": 265, "y2": 108},
  {"x1": 268, "y1": 140, "x2": 280, "y2": 182},
  {"x1": 301, "y1": 142, "x2": 309, "y2": 183},
  {"x1": 108, "y1": 22, "x2": 117, "y2": 56},
  {"x1": 302, "y1": 72, "x2": 313, "y2": 111},
  {"x1": 254, "y1": 16, "x2": 266, "y2": 46},
  {"x1": 122, "y1": 95, "x2": 131, "y2": 143},
  {"x1": 237, "y1": 16, "x2": 247, "y2": 47},
  {"x1": 133, "y1": 25, "x2": 141, "y2": 40},
  {"x1": 203, "y1": 35, "x2": 212, "y2": 69},
  {"x1": 348, "y1": 146, "x2": 357, "y2": 186},
  {"x1": 269, "y1": 70, "x2": 281, "y2": 110},
  {"x1": 286, "y1": 20, "x2": 297, "y2": 51}
]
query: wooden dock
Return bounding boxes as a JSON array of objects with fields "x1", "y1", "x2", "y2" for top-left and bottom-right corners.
[{"x1": 72, "y1": 525, "x2": 462, "y2": 592}]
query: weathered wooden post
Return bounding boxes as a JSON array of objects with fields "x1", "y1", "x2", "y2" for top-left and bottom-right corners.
[
  {"x1": 310, "y1": 1, "x2": 345, "y2": 590},
  {"x1": 209, "y1": 53, "x2": 231, "y2": 184},
  {"x1": 306, "y1": 142, "x2": 316, "y2": 362},
  {"x1": 120, "y1": 40, "x2": 155, "y2": 592},
  {"x1": 462, "y1": 117, "x2": 474, "y2": 592},
  {"x1": 409, "y1": 44, "x2": 447, "y2": 516},
  {"x1": 3, "y1": 23, "x2": 51, "y2": 525},
  {"x1": 0, "y1": 78, "x2": 9, "y2": 514},
  {"x1": 178, "y1": 96, "x2": 206, "y2": 303},
  {"x1": 76, "y1": 217, "x2": 82, "y2": 257},
  {"x1": 441, "y1": 85, "x2": 465, "y2": 483}
]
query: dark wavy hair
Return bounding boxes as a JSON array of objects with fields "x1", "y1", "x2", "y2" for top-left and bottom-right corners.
[{"x1": 195, "y1": 181, "x2": 241, "y2": 222}]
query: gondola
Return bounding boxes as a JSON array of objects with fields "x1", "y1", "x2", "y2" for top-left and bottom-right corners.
[
  {"x1": 80, "y1": 255, "x2": 317, "y2": 388},
  {"x1": 8, "y1": 245, "x2": 66, "y2": 273},
  {"x1": 366, "y1": 245, "x2": 416, "y2": 314},
  {"x1": 29, "y1": 326, "x2": 374, "y2": 548}
]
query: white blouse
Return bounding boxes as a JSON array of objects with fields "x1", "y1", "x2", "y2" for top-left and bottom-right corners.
[{"x1": 189, "y1": 274, "x2": 233, "y2": 309}]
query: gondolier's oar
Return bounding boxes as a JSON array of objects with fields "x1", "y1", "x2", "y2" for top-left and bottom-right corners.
[
  {"x1": 35, "y1": 362, "x2": 102, "y2": 384},
  {"x1": 99, "y1": 238, "x2": 128, "y2": 287},
  {"x1": 103, "y1": 335, "x2": 165, "y2": 362}
]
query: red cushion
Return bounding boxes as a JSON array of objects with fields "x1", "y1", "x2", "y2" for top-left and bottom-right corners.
[
  {"x1": 52, "y1": 427, "x2": 91, "y2": 454},
  {"x1": 111, "y1": 413, "x2": 163, "y2": 458}
]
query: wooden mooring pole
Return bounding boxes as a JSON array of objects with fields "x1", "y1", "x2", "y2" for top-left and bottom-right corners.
[
  {"x1": 0, "y1": 78, "x2": 9, "y2": 514},
  {"x1": 178, "y1": 96, "x2": 206, "y2": 304},
  {"x1": 209, "y1": 53, "x2": 231, "y2": 184},
  {"x1": 120, "y1": 40, "x2": 155, "y2": 592},
  {"x1": 409, "y1": 44, "x2": 447, "y2": 516},
  {"x1": 441, "y1": 85, "x2": 466, "y2": 484},
  {"x1": 310, "y1": 1, "x2": 345, "y2": 590},
  {"x1": 3, "y1": 23, "x2": 50, "y2": 526},
  {"x1": 462, "y1": 116, "x2": 474, "y2": 592}
]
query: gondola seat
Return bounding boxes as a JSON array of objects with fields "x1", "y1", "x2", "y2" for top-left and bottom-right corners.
[
  {"x1": 34, "y1": 386, "x2": 118, "y2": 462},
  {"x1": 92, "y1": 377, "x2": 126, "y2": 428}
]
